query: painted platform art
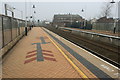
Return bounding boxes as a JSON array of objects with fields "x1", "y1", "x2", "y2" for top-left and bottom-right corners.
[{"x1": 24, "y1": 36, "x2": 56, "y2": 64}]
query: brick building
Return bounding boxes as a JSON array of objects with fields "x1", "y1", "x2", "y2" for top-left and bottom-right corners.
[{"x1": 52, "y1": 14, "x2": 84, "y2": 27}]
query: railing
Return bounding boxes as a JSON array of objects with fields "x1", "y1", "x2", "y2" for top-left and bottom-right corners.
[
  {"x1": 62, "y1": 27, "x2": 120, "y2": 39},
  {"x1": 0, "y1": 14, "x2": 32, "y2": 56},
  {"x1": 59, "y1": 27, "x2": 120, "y2": 46}
]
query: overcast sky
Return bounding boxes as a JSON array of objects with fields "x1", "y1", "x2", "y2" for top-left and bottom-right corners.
[{"x1": 0, "y1": 0, "x2": 119, "y2": 21}]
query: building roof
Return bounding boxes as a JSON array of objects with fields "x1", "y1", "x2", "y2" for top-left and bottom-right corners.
[
  {"x1": 97, "y1": 17, "x2": 114, "y2": 23},
  {"x1": 54, "y1": 14, "x2": 82, "y2": 18}
]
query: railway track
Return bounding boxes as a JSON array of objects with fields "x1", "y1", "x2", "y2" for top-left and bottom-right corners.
[{"x1": 44, "y1": 26, "x2": 120, "y2": 68}]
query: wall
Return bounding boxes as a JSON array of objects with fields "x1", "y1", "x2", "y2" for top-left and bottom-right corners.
[{"x1": 0, "y1": 14, "x2": 32, "y2": 58}]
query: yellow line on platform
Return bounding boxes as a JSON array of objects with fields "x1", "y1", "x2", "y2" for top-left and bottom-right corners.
[{"x1": 46, "y1": 30, "x2": 89, "y2": 79}]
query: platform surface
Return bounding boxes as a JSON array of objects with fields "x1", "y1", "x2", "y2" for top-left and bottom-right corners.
[
  {"x1": 63, "y1": 27, "x2": 119, "y2": 37},
  {"x1": 2, "y1": 27, "x2": 119, "y2": 79}
]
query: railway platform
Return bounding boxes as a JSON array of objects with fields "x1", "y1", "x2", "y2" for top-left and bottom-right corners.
[
  {"x1": 2, "y1": 27, "x2": 120, "y2": 79},
  {"x1": 63, "y1": 27, "x2": 119, "y2": 37}
]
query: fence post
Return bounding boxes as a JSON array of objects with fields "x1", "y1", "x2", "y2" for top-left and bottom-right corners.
[
  {"x1": 11, "y1": 17, "x2": 13, "y2": 40},
  {"x1": 2, "y1": 16, "x2": 4, "y2": 48}
]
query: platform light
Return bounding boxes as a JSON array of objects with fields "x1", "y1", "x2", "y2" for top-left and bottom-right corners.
[
  {"x1": 33, "y1": 5, "x2": 35, "y2": 8},
  {"x1": 34, "y1": 11, "x2": 36, "y2": 13},
  {"x1": 110, "y1": 0, "x2": 115, "y2": 3},
  {"x1": 81, "y1": 9, "x2": 84, "y2": 12},
  {"x1": 30, "y1": 16, "x2": 33, "y2": 18}
]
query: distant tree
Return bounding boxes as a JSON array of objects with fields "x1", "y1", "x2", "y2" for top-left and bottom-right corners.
[{"x1": 101, "y1": 3, "x2": 113, "y2": 18}]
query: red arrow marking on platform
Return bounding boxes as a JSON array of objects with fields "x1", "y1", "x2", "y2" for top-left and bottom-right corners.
[
  {"x1": 43, "y1": 53, "x2": 54, "y2": 57},
  {"x1": 44, "y1": 56, "x2": 56, "y2": 61},
  {"x1": 24, "y1": 57, "x2": 37, "y2": 64},
  {"x1": 26, "y1": 53, "x2": 36, "y2": 58},
  {"x1": 42, "y1": 50, "x2": 52, "y2": 53},
  {"x1": 27, "y1": 50, "x2": 37, "y2": 54},
  {"x1": 25, "y1": 50, "x2": 56, "y2": 64}
]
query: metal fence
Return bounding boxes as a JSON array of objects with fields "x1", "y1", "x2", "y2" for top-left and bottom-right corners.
[
  {"x1": 0, "y1": 16, "x2": 2, "y2": 49},
  {"x1": 92, "y1": 22, "x2": 120, "y2": 32},
  {"x1": 0, "y1": 14, "x2": 31, "y2": 49}
]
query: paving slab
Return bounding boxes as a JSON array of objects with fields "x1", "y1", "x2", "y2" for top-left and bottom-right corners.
[{"x1": 2, "y1": 27, "x2": 81, "y2": 78}]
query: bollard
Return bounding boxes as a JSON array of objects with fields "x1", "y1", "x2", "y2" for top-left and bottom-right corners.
[
  {"x1": 25, "y1": 27, "x2": 27, "y2": 36},
  {"x1": 30, "y1": 26, "x2": 31, "y2": 30}
]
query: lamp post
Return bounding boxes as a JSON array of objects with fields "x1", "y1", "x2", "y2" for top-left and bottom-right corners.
[
  {"x1": 32, "y1": 5, "x2": 36, "y2": 27},
  {"x1": 25, "y1": 1, "x2": 27, "y2": 36},
  {"x1": 110, "y1": 0, "x2": 116, "y2": 34},
  {"x1": 81, "y1": 9, "x2": 86, "y2": 28},
  {"x1": 70, "y1": 13, "x2": 72, "y2": 25}
]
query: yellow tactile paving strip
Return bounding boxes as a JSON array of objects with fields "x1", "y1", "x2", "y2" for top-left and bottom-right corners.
[
  {"x1": 49, "y1": 36, "x2": 98, "y2": 78},
  {"x1": 2, "y1": 27, "x2": 82, "y2": 78},
  {"x1": 43, "y1": 28, "x2": 99, "y2": 79}
]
